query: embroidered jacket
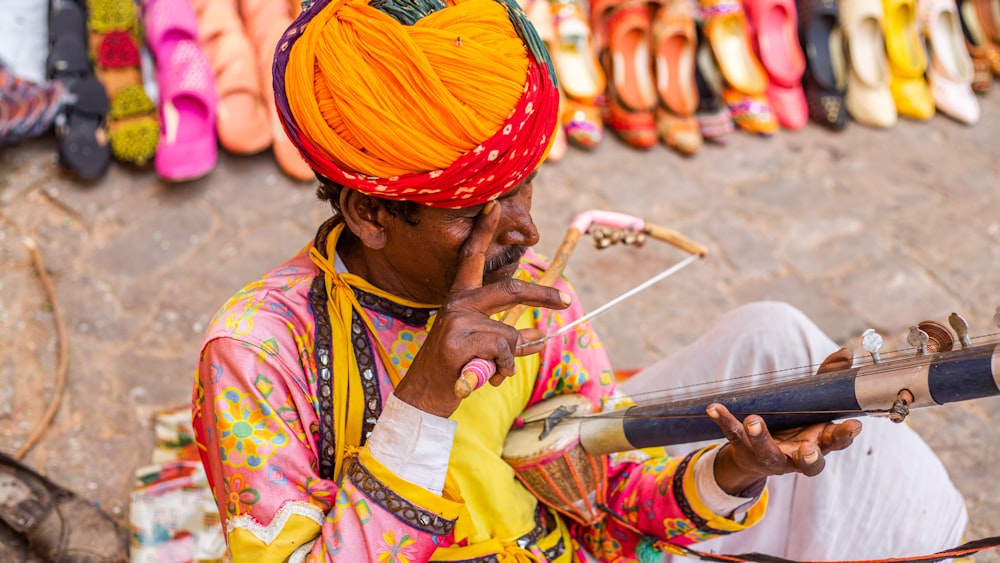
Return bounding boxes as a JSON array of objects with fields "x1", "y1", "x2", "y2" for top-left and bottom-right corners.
[{"x1": 192, "y1": 221, "x2": 765, "y2": 563}]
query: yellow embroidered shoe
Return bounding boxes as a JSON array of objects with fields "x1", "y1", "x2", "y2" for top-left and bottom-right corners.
[
  {"x1": 842, "y1": 0, "x2": 898, "y2": 127},
  {"x1": 882, "y1": 0, "x2": 935, "y2": 119}
]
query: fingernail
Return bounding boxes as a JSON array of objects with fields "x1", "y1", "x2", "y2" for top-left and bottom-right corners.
[
  {"x1": 804, "y1": 447, "x2": 819, "y2": 463},
  {"x1": 482, "y1": 200, "x2": 497, "y2": 215},
  {"x1": 558, "y1": 291, "x2": 572, "y2": 305},
  {"x1": 706, "y1": 406, "x2": 718, "y2": 418},
  {"x1": 747, "y1": 419, "x2": 762, "y2": 436}
]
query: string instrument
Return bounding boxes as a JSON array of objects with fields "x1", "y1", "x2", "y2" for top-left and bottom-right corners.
[
  {"x1": 484, "y1": 209, "x2": 1000, "y2": 560},
  {"x1": 502, "y1": 311, "x2": 1000, "y2": 527}
]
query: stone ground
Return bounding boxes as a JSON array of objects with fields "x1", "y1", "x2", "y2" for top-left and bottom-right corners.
[{"x1": 0, "y1": 94, "x2": 997, "y2": 560}]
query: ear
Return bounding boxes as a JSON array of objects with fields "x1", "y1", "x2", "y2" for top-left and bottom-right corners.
[{"x1": 340, "y1": 189, "x2": 388, "y2": 250}]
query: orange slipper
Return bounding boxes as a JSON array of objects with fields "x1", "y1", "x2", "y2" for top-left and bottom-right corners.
[
  {"x1": 652, "y1": 0, "x2": 702, "y2": 154},
  {"x1": 594, "y1": 0, "x2": 658, "y2": 149},
  {"x1": 191, "y1": 0, "x2": 271, "y2": 155},
  {"x1": 240, "y1": 0, "x2": 313, "y2": 182}
]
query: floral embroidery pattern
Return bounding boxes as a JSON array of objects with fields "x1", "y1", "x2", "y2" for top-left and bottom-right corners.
[
  {"x1": 542, "y1": 351, "x2": 587, "y2": 398},
  {"x1": 215, "y1": 387, "x2": 289, "y2": 470},
  {"x1": 389, "y1": 330, "x2": 425, "y2": 372},
  {"x1": 223, "y1": 473, "x2": 260, "y2": 516},
  {"x1": 376, "y1": 529, "x2": 416, "y2": 563},
  {"x1": 298, "y1": 477, "x2": 334, "y2": 510}
]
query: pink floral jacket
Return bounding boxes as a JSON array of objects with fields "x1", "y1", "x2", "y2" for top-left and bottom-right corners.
[{"x1": 192, "y1": 221, "x2": 764, "y2": 563}]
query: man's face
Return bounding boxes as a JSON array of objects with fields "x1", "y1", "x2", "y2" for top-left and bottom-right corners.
[{"x1": 378, "y1": 174, "x2": 539, "y2": 304}]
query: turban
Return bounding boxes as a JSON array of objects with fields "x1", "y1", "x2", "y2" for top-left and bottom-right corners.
[{"x1": 273, "y1": 0, "x2": 560, "y2": 208}]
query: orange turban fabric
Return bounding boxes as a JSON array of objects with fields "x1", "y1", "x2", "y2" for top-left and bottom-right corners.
[{"x1": 273, "y1": 0, "x2": 560, "y2": 208}]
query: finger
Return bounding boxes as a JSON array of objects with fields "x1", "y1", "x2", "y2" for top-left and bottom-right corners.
[
  {"x1": 818, "y1": 419, "x2": 862, "y2": 453},
  {"x1": 451, "y1": 201, "x2": 499, "y2": 292},
  {"x1": 742, "y1": 415, "x2": 787, "y2": 470},
  {"x1": 791, "y1": 441, "x2": 825, "y2": 477},
  {"x1": 817, "y1": 347, "x2": 853, "y2": 374},
  {"x1": 706, "y1": 403, "x2": 748, "y2": 447},
  {"x1": 514, "y1": 328, "x2": 548, "y2": 356},
  {"x1": 453, "y1": 278, "x2": 571, "y2": 317}
]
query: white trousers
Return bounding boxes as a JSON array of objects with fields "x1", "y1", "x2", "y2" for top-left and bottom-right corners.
[{"x1": 618, "y1": 302, "x2": 968, "y2": 560}]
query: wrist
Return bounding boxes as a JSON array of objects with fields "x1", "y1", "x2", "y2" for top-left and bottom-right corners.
[
  {"x1": 393, "y1": 380, "x2": 458, "y2": 418},
  {"x1": 713, "y1": 444, "x2": 767, "y2": 496}
]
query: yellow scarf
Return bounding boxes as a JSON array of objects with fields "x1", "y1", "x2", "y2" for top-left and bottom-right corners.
[{"x1": 308, "y1": 224, "x2": 573, "y2": 561}]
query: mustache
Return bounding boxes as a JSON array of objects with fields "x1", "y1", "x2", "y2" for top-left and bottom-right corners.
[{"x1": 484, "y1": 246, "x2": 527, "y2": 275}]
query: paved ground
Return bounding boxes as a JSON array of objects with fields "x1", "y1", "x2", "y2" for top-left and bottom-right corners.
[{"x1": 1, "y1": 93, "x2": 998, "y2": 560}]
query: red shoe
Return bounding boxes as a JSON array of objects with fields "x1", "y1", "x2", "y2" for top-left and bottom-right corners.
[{"x1": 744, "y1": 0, "x2": 809, "y2": 129}]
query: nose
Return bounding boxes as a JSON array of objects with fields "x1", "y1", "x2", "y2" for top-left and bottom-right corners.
[{"x1": 497, "y1": 191, "x2": 539, "y2": 247}]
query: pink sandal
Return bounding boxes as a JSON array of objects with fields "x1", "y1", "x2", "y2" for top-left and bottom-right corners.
[{"x1": 143, "y1": 0, "x2": 217, "y2": 182}]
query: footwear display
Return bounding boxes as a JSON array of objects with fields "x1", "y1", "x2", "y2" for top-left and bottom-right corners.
[
  {"x1": 699, "y1": 0, "x2": 779, "y2": 135},
  {"x1": 46, "y1": 0, "x2": 112, "y2": 180},
  {"x1": 592, "y1": 0, "x2": 659, "y2": 149},
  {"x1": 841, "y1": 0, "x2": 899, "y2": 127},
  {"x1": 190, "y1": 0, "x2": 272, "y2": 155},
  {"x1": 797, "y1": 0, "x2": 849, "y2": 129},
  {"x1": 882, "y1": 0, "x2": 936, "y2": 119},
  {"x1": 746, "y1": 0, "x2": 810, "y2": 129},
  {"x1": 0, "y1": 452, "x2": 128, "y2": 562},
  {"x1": 551, "y1": 0, "x2": 607, "y2": 149},
  {"x1": 241, "y1": 0, "x2": 315, "y2": 181},
  {"x1": 693, "y1": 23, "x2": 736, "y2": 143},
  {"x1": 919, "y1": 0, "x2": 980, "y2": 124},
  {"x1": 652, "y1": 0, "x2": 703, "y2": 154},
  {"x1": 958, "y1": 0, "x2": 1000, "y2": 89},
  {"x1": 143, "y1": 0, "x2": 218, "y2": 182},
  {"x1": 87, "y1": 0, "x2": 160, "y2": 167}
]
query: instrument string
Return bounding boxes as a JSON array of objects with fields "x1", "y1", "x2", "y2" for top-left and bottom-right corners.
[{"x1": 514, "y1": 333, "x2": 1000, "y2": 427}]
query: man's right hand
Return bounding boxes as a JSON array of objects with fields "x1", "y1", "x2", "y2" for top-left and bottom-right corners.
[{"x1": 393, "y1": 201, "x2": 572, "y2": 418}]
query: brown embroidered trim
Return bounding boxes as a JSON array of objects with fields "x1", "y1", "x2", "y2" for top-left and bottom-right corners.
[
  {"x1": 355, "y1": 290, "x2": 436, "y2": 326},
  {"x1": 346, "y1": 457, "x2": 457, "y2": 536},
  {"x1": 310, "y1": 273, "x2": 337, "y2": 481},
  {"x1": 671, "y1": 452, "x2": 735, "y2": 536},
  {"x1": 351, "y1": 310, "x2": 382, "y2": 443}
]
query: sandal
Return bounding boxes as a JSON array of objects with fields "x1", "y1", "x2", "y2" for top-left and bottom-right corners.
[
  {"x1": 797, "y1": 0, "x2": 848, "y2": 130},
  {"x1": 240, "y1": 0, "x2": 315, "y2": 181},
  {"x1": 841, "y1": 0, "x2": 898, "y2": 127},
  {"x1": 958, "y1": 0, "x2": 1000, "y2": 88},
  {"x1": 651, "y1": 0, "x2": 702, "y2": 155},
  {"x1": 88, "y1": 0, "x2": 160, "y2": 166},
  {"x1": 882, "y1": 0, "x2": 935, "y2": 119},
  {"x1": 144, "y1": 0, "x2": 218, "y2": 182},
  {"x1": 745, "y1": 0, "x2": 808, "y2": 129},
  {"x1": 694, "y1": 23, "x2": 735, "y2": 143},
  {"x1": 0, "y1": 452, "x2": 128, "y2": 562},
  {"x1": 919, "y1": 0, "x2": 980, "y2": 124},
  {"x1": 46, "y1": 0, "x2": 112, "y2": 179},
  {"x1": 190, "y1": 0, "x2": 272, "y2": 155},
  {"x1": 592, "y1": 0, "x2": 659, "y2": 149},
  {"x1": 550, "y1": 0, "x2": 606, "y2": 149},
  {"x1": 699, "y1": 0, "x2": 777, "y2": 134}
]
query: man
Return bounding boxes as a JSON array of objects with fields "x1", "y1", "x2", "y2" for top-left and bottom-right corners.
[{"x1": 192, "y1": 0, "x2": 966, "y2": 561}]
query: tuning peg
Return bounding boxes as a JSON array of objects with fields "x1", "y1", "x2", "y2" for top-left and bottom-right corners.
[
  {"x1": 907, "y1": 326, "x2": 930, "y2": 356},
  {"x1": 948, "y1": 313, "x2": 972, "y2": 348},
  {"x1": 861, "y1": 328, "x2": 883, "y2": 364}
]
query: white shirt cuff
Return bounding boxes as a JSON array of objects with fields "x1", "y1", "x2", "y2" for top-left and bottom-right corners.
[
  {"x1": 693, "y1": 447, "x2": 766, "y2": 519},
  {"x1": 366, "y1": 393, "x2": 457, "y2": 496}
]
